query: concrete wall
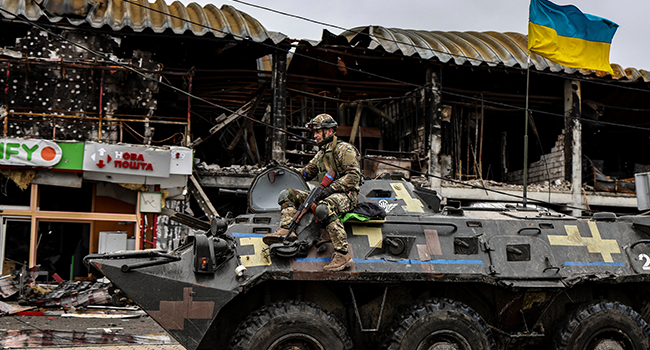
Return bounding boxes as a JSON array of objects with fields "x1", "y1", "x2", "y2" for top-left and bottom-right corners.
[{"x1": 505, "y1": 130, "x2": 566, "y2": 184}]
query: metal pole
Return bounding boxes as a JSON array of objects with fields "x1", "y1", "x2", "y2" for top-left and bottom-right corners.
[
  {"x1": 3, "y1": 62, "x2": 9, "y2": 136},
  {"x1": 523, "y1": 55, "x2": 531, "y2": 207},
  {"x1": 187, "y1": 74, "x2": 192, "y2": 146},
  {"x1": 98, "y1": 70, "x2": 104, "y2": 142}
]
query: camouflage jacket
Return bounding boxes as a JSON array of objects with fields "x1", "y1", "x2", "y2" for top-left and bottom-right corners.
[{"x1": 302, "y1": 138, "x2": 361, "y2": 193}]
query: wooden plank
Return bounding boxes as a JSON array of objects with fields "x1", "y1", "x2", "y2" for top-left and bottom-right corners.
[
  {"x1": 188, "y1": 174, "x2": 219, "y2": 220},
  {"x1": 209, "y1": 100, "x2": 253, "y2": 135}
]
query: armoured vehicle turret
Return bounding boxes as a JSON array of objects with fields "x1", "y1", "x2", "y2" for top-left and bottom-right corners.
[{"x1": 85, "y1": 166, "x2": 650, "y2": 350}]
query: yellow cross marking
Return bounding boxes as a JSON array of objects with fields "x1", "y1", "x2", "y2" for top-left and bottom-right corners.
[
  {"x1": 548, "y1": 222, "x2": 620, "y2": 262},
  {"x1": 391, "y1": 183, "x2": 424, "y2": 213},
  {"x1": 238, "y1": 237, "x2": 272, "y2": 267},
  {"x1": 352, "y1": 225, "x2": 383, "y2": 248}
]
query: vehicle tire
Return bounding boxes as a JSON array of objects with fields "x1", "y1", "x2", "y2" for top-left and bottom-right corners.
[
  {"x1": 230, "y1": 300, "x2": 353, "y2": 350},
  {"x1": 383, "y1": 298, "x2": 496, "y2": 350},
  {"x1": 554, "y1": 301, "x2": 650, "y2": 350}
]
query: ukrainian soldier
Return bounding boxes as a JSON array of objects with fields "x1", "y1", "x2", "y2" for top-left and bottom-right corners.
[{"x1": 263, "y1": 113, "x2": 361, "y2": 271}]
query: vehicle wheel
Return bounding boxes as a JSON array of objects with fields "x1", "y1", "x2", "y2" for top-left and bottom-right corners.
[
  {"x1": 554, "y1": 301, "x2": 650, "y2": 350},
  {"x1": 230, "y1": 300, "x2": 353, "y2": 350},
  {"x1": 383, "y1": 298, "x2": 496, "y2": 350}
]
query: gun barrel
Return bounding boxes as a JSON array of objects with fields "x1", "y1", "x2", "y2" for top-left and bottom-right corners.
[
  {"x1": 283, "y1": 170, "x2": 336, "y2": 240},
  {"x1": 285, "y1": 186, "x2": 323, "y2": 237}
]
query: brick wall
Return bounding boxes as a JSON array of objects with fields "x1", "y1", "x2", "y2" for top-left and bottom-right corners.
[{"x1": 505, "y1": 130, "x2": 566, "y2": 184}]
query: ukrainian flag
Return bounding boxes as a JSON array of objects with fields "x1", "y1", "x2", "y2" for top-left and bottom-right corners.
[{"x1": 528, "y1": 0, "x2": 618, "y2": 73}]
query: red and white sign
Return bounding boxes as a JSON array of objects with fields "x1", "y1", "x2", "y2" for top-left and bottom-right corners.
[
  {"x1": 0, "y1": 138, "x2": 62, "y2": 167},
  {"x1": 83, "y1": 143, "x2": 171, "y2": 177}
]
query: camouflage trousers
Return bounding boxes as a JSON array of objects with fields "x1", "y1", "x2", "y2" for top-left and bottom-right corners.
[{"x1": 279, "y1": 188, "x2": 357, "y2": 253}]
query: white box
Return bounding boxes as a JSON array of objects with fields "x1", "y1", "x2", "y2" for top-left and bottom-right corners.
[
  {"x1": 98, "y1": 231, "x2": 128, "y2": 253},
  {"x1": 635, "y1": 172, "x2": 650, "y2": 211}
]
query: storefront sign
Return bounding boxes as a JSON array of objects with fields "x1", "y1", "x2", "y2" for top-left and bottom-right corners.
[
  {"x1": 169, "y1": 147, "x2": 193, "y2": 175},
  {"x1": 0, "y1": 138, "x2": 62, "y2": 167},
  {"x1": 53, "y1": 142, "x2": 84, "y2": 171},
  {"x1": 83, "y1": 143, "x2": 171, "y2": 177}
]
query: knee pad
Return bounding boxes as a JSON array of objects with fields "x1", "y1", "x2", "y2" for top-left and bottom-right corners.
[
  {"x1": 315, "y1": 203, "x2": 330, "y2": 222},
  {"x1": 277, "y1": 189, "x2": 291, "y2": 205}
]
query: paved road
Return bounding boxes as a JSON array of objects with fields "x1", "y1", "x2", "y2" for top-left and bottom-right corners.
[
  {"x1": 1, "y1": 312, "x2": 183, "y2": 349},
  {"x1": 2, "y1": 313, "x2": 169, "y2": 335},
  {"x1": 38, "y1": 346, "x2": 185, "y2": 350}
]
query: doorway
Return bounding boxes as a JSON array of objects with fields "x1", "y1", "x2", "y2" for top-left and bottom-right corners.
[
  {"x1": 0, "y1": 218, "x2": 31, "y2": 276},
  {"x1": 36, "y1": 222, "x2": 90, "y2": 281}
]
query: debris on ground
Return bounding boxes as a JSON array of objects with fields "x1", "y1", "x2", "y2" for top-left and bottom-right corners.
[
  {"x1": 0, "y1": 300, "x2": 33, "y2": 315},
  {"x1": 27, "y1": 280, "x2": 112, "y2": 308},
  {"x1": 0, "y1": 329, "x2": 173, "y2": 348},
  {"x1": 1, "y1": 266, "x2": 127, "y2": 315},
  {"x1": 589, "y1": 165, "x2": 636, "y2": 193},
  {"x1": 410, "y1": 175, "x2": 430, "y2": 187},
  {"x1": 194, "y1": 162, "x2": 265, "y2": 176},
  {"x1": 61, "y1": 306, "x2": 146, "y2": 319},
  {"x1": 0, "y1": 298, "x2": 170, "y2": 348},
  {"x1": 1, "y1": 266, "x2": 175, "y2": 348},
  {"x1": 0, "y1": 276, "x2": 20, "y2": 299},
  {"x1": 442, "y1": 178, "x2": 573, "y2": 193}
]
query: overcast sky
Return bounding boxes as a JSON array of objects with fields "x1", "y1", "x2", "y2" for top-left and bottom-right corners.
[{"x1": 182, "y1": 0, "x2": 648, "y2": 71}]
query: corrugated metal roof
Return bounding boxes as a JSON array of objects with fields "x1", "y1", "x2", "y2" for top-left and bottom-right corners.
[
  {"x1": 0, "y1": 0, "x2": 286, "y2": 44},
  {"x1": 339, "y1": 26, "x2": 650, "y2": 82}
]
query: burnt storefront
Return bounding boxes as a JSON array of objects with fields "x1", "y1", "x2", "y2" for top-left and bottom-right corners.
[
  {"x1": 280, "y1": 28, "x2": 650, "y2": 215},
  {"x1": 0, "y1": 138, "x2": 191, "y2": 280},
  {"x1": 0, "y1": 0, "x2": 285, "y2": 277}
]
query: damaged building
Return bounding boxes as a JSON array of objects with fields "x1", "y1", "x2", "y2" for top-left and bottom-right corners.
[
  {"x1": 284, "y1": 28, "x2": 650, "y2": 217},
  {"x1": 0, "y1": 0, "x2": 284, "y2": 279},
  {"x1": 0, "y1": 0, "x2": 649, "y2": 281}
]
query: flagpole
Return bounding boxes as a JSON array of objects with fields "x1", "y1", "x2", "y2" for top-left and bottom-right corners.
[{"x1": 523, "y1": 54, "x2": 531, "y2": 207}]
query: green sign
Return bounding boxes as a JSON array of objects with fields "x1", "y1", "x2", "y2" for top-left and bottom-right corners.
[{"x1": 53, "y1": 142, "x2": 84, "y2": 171}]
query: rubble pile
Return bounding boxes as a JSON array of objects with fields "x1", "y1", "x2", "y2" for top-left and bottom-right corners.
[
  {"x1": 25, "y1": 280, "x2": 112, "y2": 308},
  {"x1": 0, "y1": 266, "x2": 118, "y2": 316},
  {"x1": 442, "y1": 178, "x2": 573, "y2": 192},
  {"x1": 0, "y1": 267, "x2": 159, "y2": 348},
  {"x1": 194, "y1": 162, "x2": 265, "y2": 176},
  {"x1": 0, "y1": 277, "x2": 20, "y2": 299},
  {"x1": 410, "y1": 175, "x2": 430, "y2": 187}
]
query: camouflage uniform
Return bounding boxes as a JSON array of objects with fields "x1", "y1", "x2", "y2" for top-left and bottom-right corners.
[{"x1": 278, "y1": 135, "x2": 361, "y2": 253}]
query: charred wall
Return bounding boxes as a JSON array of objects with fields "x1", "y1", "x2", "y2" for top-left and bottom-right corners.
[
  {"x1": 0, "y1": 21, "x2": 280, "y2": 168},
  {"x1": 505, "y1": 129, "x2": 566, "y2": 184},
  {"x1": 0, "y1": 28, "x2": 161, "y2": 143}
]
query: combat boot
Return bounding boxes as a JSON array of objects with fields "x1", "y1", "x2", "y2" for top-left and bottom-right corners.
[
  {"x1": 323, "y1": 251, "x2": 352, "y2": 271},
  {"x1": 262, "y1": 227, "x2": 297, "y2": 245}
]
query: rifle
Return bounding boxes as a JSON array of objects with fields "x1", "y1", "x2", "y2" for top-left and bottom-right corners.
[{"x1": 281, "y1": 168, "x2": 337, "y2": 243}]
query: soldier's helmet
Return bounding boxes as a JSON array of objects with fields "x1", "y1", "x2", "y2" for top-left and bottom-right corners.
[{"x1": 306, "y1": 114, "x2": 338, "y2": 130}]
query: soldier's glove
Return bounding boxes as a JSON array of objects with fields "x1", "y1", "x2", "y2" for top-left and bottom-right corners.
[{"x1": 317, "y1": 187, "x2": 335, "y2": 202}]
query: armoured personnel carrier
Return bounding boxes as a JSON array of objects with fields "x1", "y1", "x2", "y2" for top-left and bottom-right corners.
[{"x1": 85, "y1": 166, "x2": 650, "y2": 350}]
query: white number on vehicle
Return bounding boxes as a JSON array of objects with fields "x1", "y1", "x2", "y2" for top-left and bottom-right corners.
[{"x1": 638, "y1": 253, "x2": 650, "y2": 271}]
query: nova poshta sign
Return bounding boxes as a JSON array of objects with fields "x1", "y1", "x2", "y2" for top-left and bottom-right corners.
[
  {"x1": 82, "y1": 142, "x2": 172, "y2": 177},
  {"x1": 0, "y1": 138, "x2": 62, "y2": 167}
]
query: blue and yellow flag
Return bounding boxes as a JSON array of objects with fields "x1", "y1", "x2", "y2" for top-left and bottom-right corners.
[{"x1": 528, "y1": 0, "x2": 618, "y2": 73}]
